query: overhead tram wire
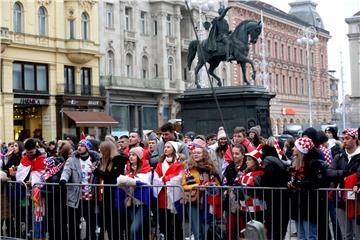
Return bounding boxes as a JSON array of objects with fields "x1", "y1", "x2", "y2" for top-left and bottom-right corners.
[{"x1": 184, "y1": 0, "x2": 228, "y2": 134}]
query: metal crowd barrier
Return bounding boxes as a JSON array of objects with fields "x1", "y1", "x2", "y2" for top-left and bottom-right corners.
[
  {"x1": 0, "y1": 180, "x2": 29, "y2": 239},
  {"x1": 2, "y1": 182, "x2": 360, "y2": 240}
]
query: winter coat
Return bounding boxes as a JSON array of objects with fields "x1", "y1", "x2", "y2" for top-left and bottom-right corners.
[
  {"x1": 60, "y1": 151, "x2": 100, "y2": 208},
  {"x1": 289, "y1": 158, "x2": 328, "y2": 223}
]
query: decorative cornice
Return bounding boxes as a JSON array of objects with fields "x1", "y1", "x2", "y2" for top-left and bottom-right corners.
[{"x1": 79, "y1": 0, "x2": 96, "y2": 11}]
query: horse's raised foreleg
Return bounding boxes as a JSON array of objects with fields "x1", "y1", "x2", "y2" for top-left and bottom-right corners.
[
  {"x1": 194, "y1": 61, "x2": 204, "y2": 89},
  {"x1": 208, "y1": 60, "x2": 222, "y2": 87},
  {"x1": 239, "y1": 61, "x2": 249, "y2": 85}
]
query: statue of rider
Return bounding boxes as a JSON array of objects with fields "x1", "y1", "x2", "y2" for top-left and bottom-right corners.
[{"x1": 206, "y1": 6, "x2": 232, "y2": 61}]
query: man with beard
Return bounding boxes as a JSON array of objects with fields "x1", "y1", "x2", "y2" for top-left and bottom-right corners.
[
  {"x1": 208, "y1": 126, "x2": 228, "y2": 179},
  {"x1": 327, "y1": 128, "x2": 360, "y2": 240}
]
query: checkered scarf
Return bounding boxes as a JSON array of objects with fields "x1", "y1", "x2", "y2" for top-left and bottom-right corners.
[{"x1": 319, "y1": 144, "x2": 332, "y2": 165}]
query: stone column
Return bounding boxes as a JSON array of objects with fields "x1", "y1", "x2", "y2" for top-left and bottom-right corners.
[{"x1": 42, "y1": 96, "x2": 57, "y2": 141}]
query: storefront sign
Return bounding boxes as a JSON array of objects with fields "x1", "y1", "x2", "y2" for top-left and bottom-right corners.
[
  {"x1": 62, "y1": 97, "x2": 105, "y2": 107},
  {"x1": 14, "y1": 98, "x2": 49, "y2": 105}
]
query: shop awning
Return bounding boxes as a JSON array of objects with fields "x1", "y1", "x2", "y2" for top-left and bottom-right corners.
[{"x1": 63, "y1": 111, "x2": 118, "y2": 127}]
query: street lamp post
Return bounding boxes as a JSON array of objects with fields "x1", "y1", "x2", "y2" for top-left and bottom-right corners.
[{"x1": 297, "y1": 26, "x2": 318, "y2": 127}]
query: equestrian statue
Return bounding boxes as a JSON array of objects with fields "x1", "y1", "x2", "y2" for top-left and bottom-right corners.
[{"x1": 187, "y1": 6, "x2": 262, "y2": 88}]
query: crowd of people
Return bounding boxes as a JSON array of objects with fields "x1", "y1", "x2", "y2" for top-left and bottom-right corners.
[{"x1": 0, "y1": 122, "x2": 360, "y2": 240}]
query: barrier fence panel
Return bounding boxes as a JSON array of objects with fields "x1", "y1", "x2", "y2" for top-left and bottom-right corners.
[
  {"x1": 0, "y1": 180, "x2": 29, "y2": 240},
  {"x1": 3, "y1": 182, "x2": 360, "y2": 240}
]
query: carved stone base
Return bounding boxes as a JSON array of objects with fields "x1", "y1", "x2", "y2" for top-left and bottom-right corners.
[{"x1": 177, "y1": 86, "x2": 275, "y2": 137}]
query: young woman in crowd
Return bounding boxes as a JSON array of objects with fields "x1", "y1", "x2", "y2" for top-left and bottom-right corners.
[
  {"x1": 238, "y1": 146, "x2": 266, "y2": 223},
  {"x1": 222, "y1": 144, "x2": 246, "y2": 240},
  {"x1": 93, "y1": 140, "x2": 128, "y2": 240},
  {"x1": 117, "y1": 146, "x2": 152, "y2": 240},
  {"x1": 288, "y1": 137, "x2": 329, "y2": 240},
  {"x1": 182, "y1": 146, "x2": 220, "y2": 240},
  {"x1": 153, "y1": 141, "x2": 184, "y2": 239},
  {"x1": 1, "y1": 141, "x2": 24, "y2": 180}
]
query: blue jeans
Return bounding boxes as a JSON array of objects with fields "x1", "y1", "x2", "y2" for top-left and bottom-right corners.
[
  {"x1": 189, "y1": 204, "x2": 209, "y2": 240},
  {"x1": 296, "y1": 220, "x2": 317, "y2": 240},
  {"x1": 129, "y1": 206, "x2": 149, "y2": 240}
]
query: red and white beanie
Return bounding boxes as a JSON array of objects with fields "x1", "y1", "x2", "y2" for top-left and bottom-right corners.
[
  {"x1": 295, "y1": 137, "x2": 314, "y2": 154},
  {"x1": 245, "y1": 144, "x2": 264, "y2": 164},
  {"x1": 342, "y1": 128, "x2": 358, "y2": 139}
]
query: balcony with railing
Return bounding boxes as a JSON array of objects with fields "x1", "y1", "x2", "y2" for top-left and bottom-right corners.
[
  {"x1": 124, "y1": 30, "x2": 136, "y2": 43},
  {"x1": 100, "y1": 76, "x2": 164, "y2": 91},
  {"x1": 57, "y1": 84, "x2": 101, "y2": 96}
]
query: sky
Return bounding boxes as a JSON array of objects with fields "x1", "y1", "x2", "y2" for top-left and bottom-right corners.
[{"x1": 259, "y1": 0, "x2": 359, "y2": 97}]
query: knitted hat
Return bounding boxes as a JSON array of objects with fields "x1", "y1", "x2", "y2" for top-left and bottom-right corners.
[
  {"x1": 245, "y1": 144, "x2": 264, "y2": 164},
  {"x1": 167, "y1": 141, "x2": 179, "y2": 153},
  {"x1": 78, "y1": 139, "x2": 93, "y2": 152},
  {"x1": 325, "y1": 127, "x2": 338, "y2": 140},
  {"x1": 217, "y1": 126, "x2": 227, "y2": 140},
  {"x1": 295, "y1": 137, "x2": 314, "y2": 154},
  {"x1": 148, "y1": 132, "x2": 158, "y2": 141},
  {"x1": 129, "y1": 146, "x2": 144, "y2": 160},
  {"x1": 302, "y1": 127, "x2": 320, "y2": 147},
  {"x1": 192, "y1": 138, "x2": 206, "y2": 148},
  {"x1": 185, "y1": 131, "x2": 196, "y2": 141},
  {"x1": 249, "y1": 125, "x2": 261, "y2": 137},
  {"x1": 342, "y1": 128, "x2": 358, "y2": 139}
]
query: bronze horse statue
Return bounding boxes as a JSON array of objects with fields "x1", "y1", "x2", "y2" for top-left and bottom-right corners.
[{"x1": 187, "y1": 20, "x2": 262, "y2": 88}]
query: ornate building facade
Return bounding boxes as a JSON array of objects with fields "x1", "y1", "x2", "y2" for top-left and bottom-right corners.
[
  {"x1": 0, "y1": 0, "x2": 108, "y2": 142},
  {"x1": 98, "y1": 0, "x2": 230, "y2": 135},
  {"x1": 345, "y1": 11, "x2": 360, "y2": 124},
  {"x1": 229, "y1": 0, "x2": 331, "y2": 134}
]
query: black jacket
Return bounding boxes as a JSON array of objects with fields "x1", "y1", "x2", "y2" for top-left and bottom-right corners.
[
  {"x1": 93, "y1": 154, "x2": 128, "y2": 184},
  {"x1": 327, "y1": 149, "x2": 360, "y2": 188}
]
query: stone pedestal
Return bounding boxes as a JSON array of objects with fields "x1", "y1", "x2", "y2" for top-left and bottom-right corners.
[{"x1": 177, "y1": 86, "x2": 275, "y2": 137}]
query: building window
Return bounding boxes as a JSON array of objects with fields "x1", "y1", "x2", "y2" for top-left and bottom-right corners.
[
  {"x1": 81, "y1": 12, "x2": 89, "y2": 40},
  {"x1": 300, "y1": 49, "x2": 303, "y2": 64},
  {"x1": 106, "y1": 3, "x2": 114, "y2": 28},
  {"x1": 296, "y1": 77, "x2": 299, "y2": 95},
  {"x1": 140, "y1": 11, "x2": 146, "y2": 34},
  {"x1": 126, "y1": 53, "x2": 132, "y2": 77},
  {"x1": 289, "y1": 77, "x2": 292, "y2": 94},
  {"x1": 38, "y1": 7, "x2": 47, "y2": 36},
  {"x1": 275, "y1": 74, "x2": 279, "y2": 92},
  {"x1": 154, "y1": 20, "x2": 158, "y2": 35},
  {"x1": 281, "y1": 44, "x2": 284, "y2": 59},
  {"x1": 287, "y1": 46, "x2": 291, "y2": 61},
  {"x1": 142, "y1": 56, "x2": 148, "y2": 79},
  {"x1": 274, "y1": 42, "x2": 278, "y2": 58},
  {"x1": 303, "y1": 78, "x2": 307, "y2": 95},
  {"x1": 68, "y1": 19, "x2": 75, "y2": 39},
  {"x1": 13, "y1": 62, "x2": 48, "y2": 92},
  {"x1": 125, "y1": 7, "x2": 131, "y2": 31},
  {"x1": 107, "y1": 51, "x2": 114, "y2": 75},
  {"x1": 80, "y1": 68, "x2": 91, "y2": 95},
  {"x1": 311, "y1": 52, "x2": 314, "y2": 66},
  {"x1": 166, "y1": 14, "x2": 172, "y2": 36},
  {"x1": 294, "y1": 47, "x2": 297, "y2": 63},
  {"x1": 282, "y1": 75, "x2": 286, "y2": 93},
  {"x1": 154, "y1": 64, "x2": 158, "y2": 77},
  {"x1": 321, "y1": 54, "x2": 324, "y2": 68},
  {"x1": 267, "y1": 40, "x2": 271, "y2": 56},
  {"x1": 168, "y1": 57, "x2": 174, "y2": 81},
  {"x1": 13, "y1": 2, "x2": 23, "y2": 33},
  {"x1": 64, "y1": 66, "x2": 75, "y2": 94}
]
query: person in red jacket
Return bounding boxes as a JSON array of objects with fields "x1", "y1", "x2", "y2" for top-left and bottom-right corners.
[
  {"x1": 224, "y1": 126, "x2": 255, "y2": 162},
  {"x1": 238, "y1": 146, "x2": 265, "y2": 222},
  {"x1": 153, "y1": 141, "x2": 184, "y2": 239}
]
